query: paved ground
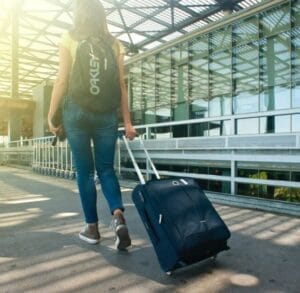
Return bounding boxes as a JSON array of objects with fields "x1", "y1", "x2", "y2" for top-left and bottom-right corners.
[{"x1": 0, "y1": 166, "x2": 299, "y2": 293}]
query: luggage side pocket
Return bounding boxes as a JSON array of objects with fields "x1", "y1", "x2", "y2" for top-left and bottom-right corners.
[{"x1": 142, "y1": 207, "x2": 159, "y2": 244}]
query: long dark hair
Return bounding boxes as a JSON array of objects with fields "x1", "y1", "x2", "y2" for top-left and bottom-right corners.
[{"x1": 70, "y1": 0, "x2": 115, "y2": 44}]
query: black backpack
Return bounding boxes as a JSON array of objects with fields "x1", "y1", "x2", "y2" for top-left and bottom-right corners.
[{"x1": 68, "y1": 37, "x2": 121, "y2": 113}]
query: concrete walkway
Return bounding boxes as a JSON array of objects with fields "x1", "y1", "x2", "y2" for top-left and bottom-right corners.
[{"x1": 0, "y1": 166, "x2": 299, "y2": 293}]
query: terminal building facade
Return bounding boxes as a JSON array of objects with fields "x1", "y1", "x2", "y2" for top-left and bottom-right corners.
[
  {"x1": 0, "y1": 0, "x2": 299, "y2": 214},
  {"x1": 122, "y1": 0, "x2": 300, "y2": 205}
]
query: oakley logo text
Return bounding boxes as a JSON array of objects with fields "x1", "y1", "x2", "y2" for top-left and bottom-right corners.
[{"x1": 90, "y1": 57, "x2": 100, "y2": 95}]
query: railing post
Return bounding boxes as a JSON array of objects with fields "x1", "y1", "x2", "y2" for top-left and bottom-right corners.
[
  {"x1": 70, "y1": 146, "x2": 74, "y2": 179},
  {"x1": 65, "y1": 140, "x2": 68, "y2": 178},
  {"x1": 38, "y1": 138, "x2": 41, "y2": 172},
  {"x1": 60, "y1": 140, "x2": 63, "y2": 176},
  {"x1": 34, "y1": 139, "x2": 37, "y2": 170},
  {"x1": 231, "y1": 151, "x2": 236, "y2": 195},
  {"x1": 46, "y1": 138, "x2": 50, "y2": 173},
  {"x1": 145, "y1": 126, "x2": 151, "y2": 181},
  {"x1": 56, "y1": 140, "x2": 59, "y2": 175},
  {"x1": 231, "y1": 117, "x2": 235, "y2": 135}
]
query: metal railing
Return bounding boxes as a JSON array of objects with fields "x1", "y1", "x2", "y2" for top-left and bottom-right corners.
[
  {"x1": 0, "y1": 115, "x2": 299, "y2": 210},
  {"x1": 31, "y1": 137, "x2": 75, "y2": 179},
  {"x1": 0, "y1": 136, "x2": 76, "y2": 179},
  {"x1": 119, "y1": 132, "x2": 300, "y2": 193}
]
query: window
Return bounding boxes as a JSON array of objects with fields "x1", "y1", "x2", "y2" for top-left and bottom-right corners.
[
  {"x1": 173, "y1": 64, "x2": 189, "y2": 121},
  {"x1": 210, "y1": 50, "x2": 231, "y2": 98},
  {"x1": 190, "y1": 98, "x2": 209, "y2": 119},
  {"x1": 190, "y1": 36, "x2": 209, "y2": 118},
  {"x1": 190, "y1": 122, "x2": 209, "y2": 137},
  {"x1": 129, "y1": 61, "x2": 143, "y2": 124},
  {"x1": 209, "y1": 95, "x2": 232, "y2": 117},
  {"x1": 233, "y1": 16, "x2": 258, "y2": 45},
  {"x1": 210, "y1": 50, "x2": 232, "y2": 116},
  {"x1": 260, "y1": 4, "x2": 290, "y2": 37},
  {"x1": 233, "y1": 90, "x2": 259, "y2": 114},
  {"x1": 209, "y1": 120, "x2": 231, "y2": 136},
  {"x1": 292, "y1": 28, "x2": 300, "y2": 107},
  {"x1": 292, "y1": 27, "x2": 300, "y2": 82},
  {"x1": 292, "y1": 82, "x2": 300, "y2": 108},
  {"x1": 259, "y1": 33, "x2": 291, "y2": 110},
  {"x1": 260, "y1": 115, "x2": 291, "y2": 133},
  {"x1": 233, "y1": 42, "x2": 259, "y2": 114},
  {"x1": 292, "y1": 0, "x2": 300, "y2": 27},
  {"x1": 142, "y1": 57, "x2": 156, "y2": 124},
  {"x1": 210, "y1": 26, "x2": 232, "y2": 52},
  {"x1": 292, "y1": 114, "x2": 300, "y2": 132},
  {"x1": 156, "y1": 50, "x2": 172, "y2": 123},
  {"x1": 237, "y1": 118, "x2": 259, "y2": 134},
  {"x1": 260, "y1": 84, "x2": 291, "y2": 111},
  {"x1": 275, "y1": 115, "x2": 291, "y2": 133}
]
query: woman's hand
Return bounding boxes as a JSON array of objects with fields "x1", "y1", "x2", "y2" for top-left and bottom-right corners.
[
  {"x1": 48, "y1": 115, "x2": 63, "y2": 136},
  {"x1": 125, "y1": 123, "x2": 137, "y2": 140},
  {"x1": 47, "y1": 43, "x2": 71, "y2": 137}
]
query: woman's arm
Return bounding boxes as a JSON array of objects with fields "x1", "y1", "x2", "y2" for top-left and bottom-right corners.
[
  {"x1": 118, "y1": 52, "x2": 136, "y2": 140},
  {"x1": 48, "y1": 44, "x2": 71, "y2": 135}
]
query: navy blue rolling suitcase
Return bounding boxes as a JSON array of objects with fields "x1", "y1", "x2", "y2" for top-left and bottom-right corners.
[{"x1": 122, "y1": 136, "x2": 231, "y2": 274}]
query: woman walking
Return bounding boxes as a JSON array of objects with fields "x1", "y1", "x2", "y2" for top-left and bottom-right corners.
[{"x1": 48, "y1": 0, "x2": 136, "y2": 250}]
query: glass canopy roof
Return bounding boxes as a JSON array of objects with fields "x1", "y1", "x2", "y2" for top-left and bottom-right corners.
[{"x1": 0, "y1": 0, "x2": 261, "y2": 100}]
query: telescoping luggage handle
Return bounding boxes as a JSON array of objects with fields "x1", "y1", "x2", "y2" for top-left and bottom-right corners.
[{"x1": 122, "y1": 135, "x2": 160, "y2": 185}]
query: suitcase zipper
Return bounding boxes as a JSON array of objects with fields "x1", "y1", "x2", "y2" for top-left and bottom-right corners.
[
  {"x1": 181, "y1": 188, "x2": 208, "y2": 232},
  {"x1": 159, "y1": 214, "x2": 163, "y2": 224},
  {"x1": 138, "y1": 191, "x2": 145, "y2": 202},
  {"x1": 180, "y1": 178, "x2": 188, "y2": 185}
]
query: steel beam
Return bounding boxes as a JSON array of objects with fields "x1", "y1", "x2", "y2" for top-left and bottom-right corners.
[{"x1": 11, "y1": 0, "x2": 20, "y2": 99}]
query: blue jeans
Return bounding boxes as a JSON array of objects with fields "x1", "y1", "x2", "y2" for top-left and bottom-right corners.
[{"x1": 63, "y1": 100, "x2": 124, "y2": 224}]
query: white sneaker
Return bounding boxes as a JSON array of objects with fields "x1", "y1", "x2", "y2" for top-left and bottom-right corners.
[
  {"x1": 112, "y1": 214, "x2": 131, "y2": 250},
  {"x1": 79, "y1": 223, "x2": 100, "y2": 244}
]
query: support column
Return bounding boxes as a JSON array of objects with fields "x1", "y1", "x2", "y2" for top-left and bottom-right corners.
[
  {"x1": 8, "y1": 111, "x2": 21, "y2": 142},
  {"x1": 11, "y1": 0, "x2": 19, "y2": 100},
  {"x1": 266, "y1": 37, "x2": 275, "y2": 132},
  {"x1": 8, "y1": 0, "x2": 21, "y2": 142},
  {"x1": 32, "y1": 81, "x2": 53, "y2": 138},
  {"x1": 231, "y1": 152, "x2": 236, "y2": 195}
]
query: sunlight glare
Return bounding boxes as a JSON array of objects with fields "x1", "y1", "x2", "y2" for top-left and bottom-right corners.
[
  {"x1": 1, "y1": 194, "x2": 50, "y2": 204},
  {"x1": 51, "y1": 212, "x2": 79, "y2": 219},
  {"x1": 230, "y1": 274, "x2": 259, "y2": 287},
  {"x1": 0, "y1": 211, "x2": 40, "y2": 227}
]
